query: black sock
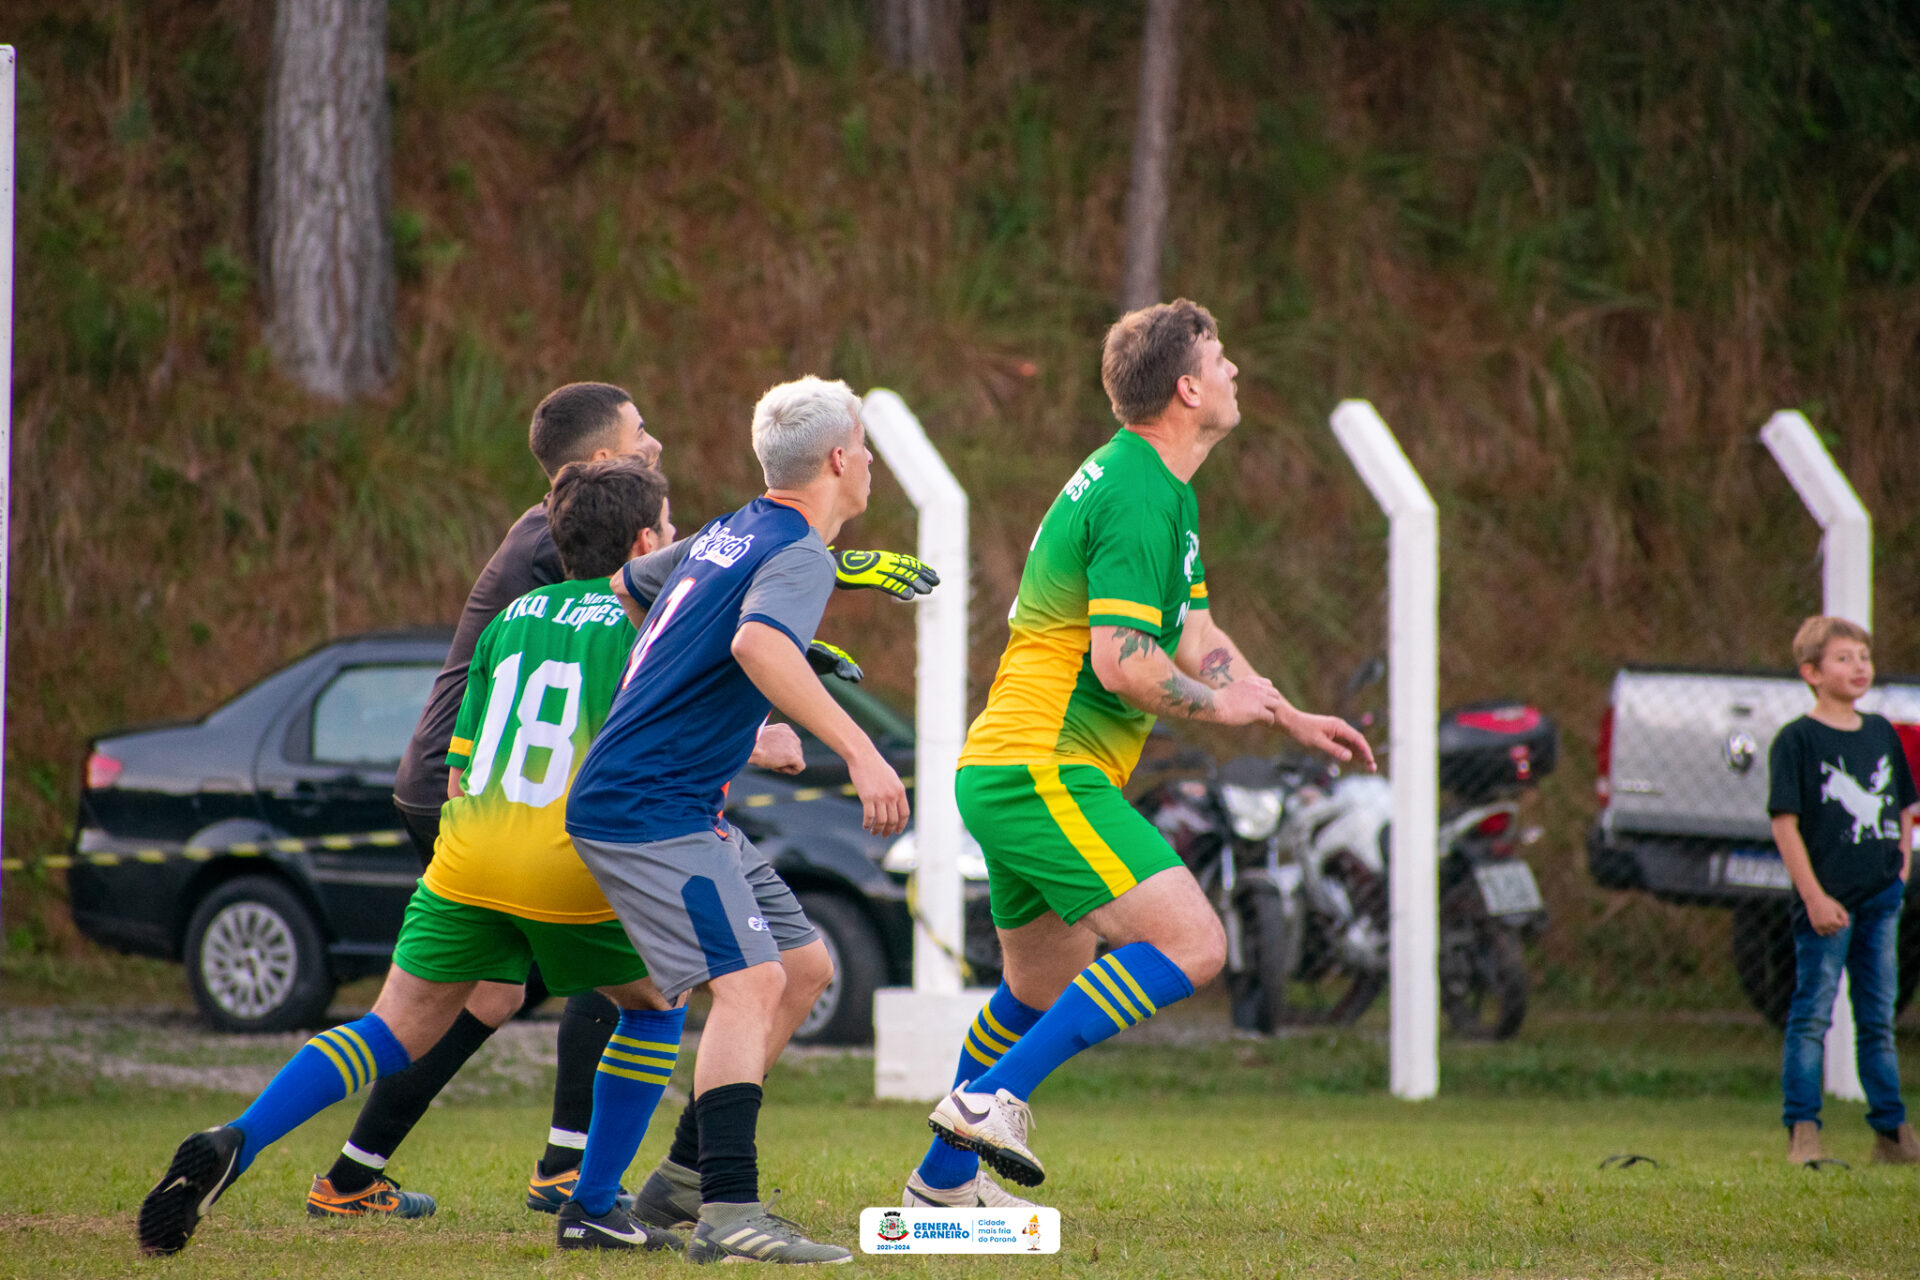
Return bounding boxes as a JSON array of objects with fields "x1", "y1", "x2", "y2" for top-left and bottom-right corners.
[
  {"x1": 326, "y1": 1010, "x2": 497, "y2": 1193},
  {"x1": 667, "y1": 1095, "x2": 701, "y2": 1171},
  {"x1": 540, "y1": 991, "x2": 620, "y2": 1176},
  {"x1": 695, "y1": 1082, "x2": 763, "y2": 1206}
]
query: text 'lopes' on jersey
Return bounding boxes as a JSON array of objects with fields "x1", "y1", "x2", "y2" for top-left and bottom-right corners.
[
  {"x1": 427, "y1": 577, "x2": 633, "y2": 923},
  {"x1": 566, "y1": 498, "x2": 836, "y2": 845},
  {"x1": 960, "y1": 429, "x2": 1209, "y2": 787}
]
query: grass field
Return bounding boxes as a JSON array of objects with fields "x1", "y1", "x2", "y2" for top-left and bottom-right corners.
[{"x1": 5, "y1": 995, "x2": 1917, "y2": 1280}]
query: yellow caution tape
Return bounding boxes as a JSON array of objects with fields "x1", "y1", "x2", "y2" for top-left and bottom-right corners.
[{"x1": 1, "y1": 778, "x2": 915, "y2": 873}]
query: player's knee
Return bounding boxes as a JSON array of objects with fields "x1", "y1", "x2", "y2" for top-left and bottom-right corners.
[
  {"x1": 1171, "y1": 914, "x2": 1227, "y2": 987},
  {"x1": 787, "y1": 943, "x2": 834, "y2": 1002},
  {"x1": 468, "y1": 981, "x2": 526, "y2": 1027}
]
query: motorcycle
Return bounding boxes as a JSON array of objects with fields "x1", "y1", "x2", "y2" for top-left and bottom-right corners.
[{"x1": 1132, "y1": 670, "x2": 1555, "y2": 1039}]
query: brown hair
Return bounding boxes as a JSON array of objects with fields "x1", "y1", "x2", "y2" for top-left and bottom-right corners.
[
  {"x1": 1100, "y1": 299, "x2": 1219, "y2": 425},
  {"x1": 528, "y1": 381, "x2": 635, "y2": 479},
  {"x1": 1792, "y1": 615, "x2": 1871, "y2": 671},
  {"x1": 547, "y1": 457, "x2": 669, "y2": 581}
]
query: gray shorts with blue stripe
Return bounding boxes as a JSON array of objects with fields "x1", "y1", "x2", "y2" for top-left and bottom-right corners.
[{"x1": 571, "y1": 825, "x2": 820, "y2": 1000}]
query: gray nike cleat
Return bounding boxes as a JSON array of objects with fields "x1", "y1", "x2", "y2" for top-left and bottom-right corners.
[
  {"x1": 903, "y1": 1168, "x2": 1037, "y2": 1209},
  {"x1": 555, "y1": 1198, "x2": 684, "y2": 1251},
  {"x1": 631, "y1": 1156, "x2": 702, "y2": 1230},
  {"x1": 687, "y1": 1195, "x2": 852, "y2": 1265},
  {"x1": 928, "y1": 1083, "x2": 1044, "y2": 1186}
]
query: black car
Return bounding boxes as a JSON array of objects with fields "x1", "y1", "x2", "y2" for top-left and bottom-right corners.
[{"x1": 69, "y1": 629, "x2": 996, "y2": 1042}]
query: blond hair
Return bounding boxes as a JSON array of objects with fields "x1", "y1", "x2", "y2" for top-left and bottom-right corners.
[
  {"x1": 1792, "y1": 615, "x2": 1871, "y2": 672},
  {"x1": 751, "y1": 376, "x2": 860, "y2": 488}
]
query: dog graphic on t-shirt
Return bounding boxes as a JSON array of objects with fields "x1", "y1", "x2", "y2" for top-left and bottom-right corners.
[{"x1": 1819, "y1": 756, "x2": 1897, "y2": 843}]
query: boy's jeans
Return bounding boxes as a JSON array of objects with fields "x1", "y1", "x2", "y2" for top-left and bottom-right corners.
[{"x1": 1781, "y1": 876, "x2": 1908, "y2": 1133}]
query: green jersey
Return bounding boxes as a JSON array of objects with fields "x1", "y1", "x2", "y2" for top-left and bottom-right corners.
[
  {"x1": 960, "y1": 428, "x2": 1209, "y2": 785},
  {"x1": 423, "y1": 577, "x2": 633, "y2": 923}
]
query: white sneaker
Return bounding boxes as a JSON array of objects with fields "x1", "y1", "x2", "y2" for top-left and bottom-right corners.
[
  {"x1": 927, "y1": 1084, "x2": 1044, "y2": 1187},
  {"x1": 902, "y1": 1169, "x2": 1037, "y2": 1209}
]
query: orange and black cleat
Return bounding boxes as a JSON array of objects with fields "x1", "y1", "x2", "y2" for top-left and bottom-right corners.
[{"x1": 305, "y1": 1174, "x2": 436, "y2": 1219}]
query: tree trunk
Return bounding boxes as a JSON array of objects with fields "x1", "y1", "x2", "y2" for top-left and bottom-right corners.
[
  {"x1": 260, "y1": 0, "x2": 394, "y2": 401},
  {"x1": 1120, "y1": 0, "x2": 1182, "y2": 312},
  {"x1": 875, "y1": 0, "x2": 963, "y2": 85}
]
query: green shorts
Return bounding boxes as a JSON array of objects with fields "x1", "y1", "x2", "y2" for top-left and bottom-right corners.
[
  {"x1": 957, "y1": 763, "x2": 1182, "y2": 929},
  {"x1": 391, "y1": 883, "x2": 649, "y2": 997}
]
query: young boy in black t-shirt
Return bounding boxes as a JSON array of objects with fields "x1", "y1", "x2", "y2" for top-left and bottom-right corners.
[{"x1": 1767, "y1": 615, "x2": 1919, "y2": 1166}]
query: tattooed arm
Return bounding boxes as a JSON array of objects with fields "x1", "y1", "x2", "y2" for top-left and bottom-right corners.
[
  {"x1": 1090, "y1": 625, "x2": 1281, "y2": 726},
  {"x1": 1174, "y1": 609, "x2": 1259, "y2": 689}
]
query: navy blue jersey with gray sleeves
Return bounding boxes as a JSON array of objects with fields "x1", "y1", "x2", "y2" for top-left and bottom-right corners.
[{"x1": 566, "y1": 498, "x2": 835, "y2": 844}]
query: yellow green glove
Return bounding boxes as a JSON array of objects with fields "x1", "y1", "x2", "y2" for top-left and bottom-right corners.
[
  {"x1": 832, "y1": 548, "x2": 940, "y2": 601},
  {"x1": 807, "y1": 640, "x2": 865, "y2": 683}
]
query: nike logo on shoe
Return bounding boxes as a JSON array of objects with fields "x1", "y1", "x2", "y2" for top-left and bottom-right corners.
[
  {"x1": 950, "y1": 1093, "x2": 994, "y2": 1125},
  {"x1": 585, "y1": 1219, "x2": 649, "y2": 1244},
  {"x1": 197, "y1": 1148, "x2": 239, "y2": 1218}
]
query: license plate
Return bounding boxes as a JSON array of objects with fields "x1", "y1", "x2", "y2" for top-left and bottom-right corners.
[
  {"x1": 1474, "y1": 861, "x2": 1544, "y2": 916},
  {"x1": 1722, "y1": 850, "x2": 1792, "y2": 891}
]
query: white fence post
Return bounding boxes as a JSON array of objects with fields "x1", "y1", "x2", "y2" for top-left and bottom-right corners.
[
  {"x1": 860, "y1": 389, "x2": 991, "y2": 1100},
  {"x1": 1760, "y1": 410, "x2": 1870, "y2": 1104},
  {"x1": 1331, "y1": 400, "x2": 1439, "y2": 1100},
  {"x1": 1, "y1": 48, "x2": 16, "y2": 869}
]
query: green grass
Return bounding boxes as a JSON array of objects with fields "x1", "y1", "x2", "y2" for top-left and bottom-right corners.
[{"x1": 5, "y1": 1019, "x2": 1919, "y2": 1278}]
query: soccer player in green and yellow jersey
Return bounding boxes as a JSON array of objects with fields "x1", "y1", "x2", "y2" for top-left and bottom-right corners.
[
  {"x1": 907, "y1": 300, "x2": 1376, "y2": 1203},
  {"x1": 140, "y1": 459, "x2": 783, "y2": 1257}
]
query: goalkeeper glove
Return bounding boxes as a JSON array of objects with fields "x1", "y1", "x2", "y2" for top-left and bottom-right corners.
[
  {"x1": 807, "y1": 640, "x2": 865, "y2": 683},
  {"x1": 833, "y1": 548, "x2": 940, "y2": 601}
]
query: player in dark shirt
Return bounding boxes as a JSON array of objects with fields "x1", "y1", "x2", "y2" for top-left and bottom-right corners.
[{"x1": 324, "y1": 382, "x2": 938, "y2": 1216}]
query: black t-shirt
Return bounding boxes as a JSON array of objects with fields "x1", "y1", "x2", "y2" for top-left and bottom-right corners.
[
  {"x1": 1767, "y1": 712, "x2": 1918, "y2": 910},
  {"x1": 393, "y1": 501, "x2": 565, "y2": 814}
]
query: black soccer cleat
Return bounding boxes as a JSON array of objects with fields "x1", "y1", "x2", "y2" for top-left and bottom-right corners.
[
  {"x1": 555, "y1": 1198, "x2": 685, "y2": 1252},
  {"x1": 137, "y1": 1125, "x2": 247, "y2": 1256}
]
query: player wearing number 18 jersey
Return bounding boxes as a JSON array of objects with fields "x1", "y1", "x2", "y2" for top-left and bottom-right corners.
[{"x1": 139, "y1": 460, "x2": 692, "y2": 1257}]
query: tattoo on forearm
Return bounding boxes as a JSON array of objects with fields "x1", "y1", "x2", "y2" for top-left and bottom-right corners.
[
  {"x1": 1157, "y1": 674, "x2": 1215, "y2": 718},
  {"x1": 1115, "y1": 627, "x2": 1159, "y2": 664},
  {"x1": 1198, "y1": 647, "x2": 1234, "y2": 688}
]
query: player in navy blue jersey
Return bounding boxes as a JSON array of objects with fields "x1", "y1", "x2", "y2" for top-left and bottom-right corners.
[{"x1": 567, "y1": 376, "x2": 910, "y2": 1264}]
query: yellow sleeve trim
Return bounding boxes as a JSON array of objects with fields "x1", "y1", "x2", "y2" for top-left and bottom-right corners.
[
  {"x1": 1189, "y1": 583, "x2": 1208, "y2": 599},
  {"x1": 448, "y1": 736, "x2": 474, "y2": 755},
  {"x1": 1087, "y1": 598, "x2": 1163, "y2": 627}
]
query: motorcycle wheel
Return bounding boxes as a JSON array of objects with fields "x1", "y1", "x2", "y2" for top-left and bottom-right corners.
[
  {"x1": 1440, "y1": 919, "x2": 1528, "y2": 1041},
  {"x1": 1227, "y1": 886, "x2": 1291, "y2": 1033}
]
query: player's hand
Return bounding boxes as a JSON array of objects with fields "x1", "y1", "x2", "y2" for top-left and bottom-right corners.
[
  {"x1": 806, "y1": 639, "x2": 865, "y2": 683},
  {"x1": 849, "y1": 750, "x2": 910, "y2": 837},
  {"x1": 1805, "y1": 891, "x2": 1850, "y2": 936},
  {"x1": 749, "y1": 722, "x2": 807, "y2": 775},
  {"x1": 1206, "y1": 677, "x2": 1285, "y2": 727},
  {"x1": 833, "y1": 548, "x2": 940, "y2": 601},
  {"x1": 1279, "y1": 707, "x2": 1379, "y2": 771}
]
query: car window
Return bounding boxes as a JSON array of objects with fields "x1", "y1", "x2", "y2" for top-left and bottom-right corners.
[{"x1": 311, "y1": 664, "x2": 438, "y2": 767}]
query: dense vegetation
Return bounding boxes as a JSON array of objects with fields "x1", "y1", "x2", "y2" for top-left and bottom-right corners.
[{"x1": 6, "y1": 1, "x2": 1918, "y2": 999}]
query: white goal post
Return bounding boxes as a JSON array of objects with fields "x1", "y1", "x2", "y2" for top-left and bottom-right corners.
[
  {"x1": 1, "y1": 48, "x2": 17, "y2": 866},
  {"x1": 1330, "y1": 400, "x2": 1440, "y2": 1101},
  {"x1": 859, "y1": 389, "x2": 993, "y2": 1101}
]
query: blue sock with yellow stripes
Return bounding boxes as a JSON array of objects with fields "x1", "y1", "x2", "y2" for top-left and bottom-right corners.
[
  {"x1": 229, "y1": 1014, "x2": 409, "y2": 1175},
  {"x1": 573, "y1": 1007, "x2": 687, "y2": 1217},
  {"x1": 970, "y1": 944, "x2": 1192, "y2": 1102},
  {"x1": 916, "y1": 984, "x2": 1044, "y2": 1190}
]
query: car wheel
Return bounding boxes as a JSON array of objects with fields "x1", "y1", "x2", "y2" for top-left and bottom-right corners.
[
  {"x1": 185, "y1": 876, "x2": 336, "y2": 1033},
  {"x1": 793, "y1": 892, "x2": 885, "y2": 1046}
]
